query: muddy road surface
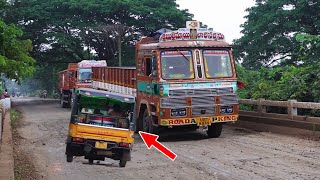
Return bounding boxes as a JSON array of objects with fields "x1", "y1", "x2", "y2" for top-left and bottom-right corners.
[{"x1": 12, "y1": 98, "x2": 320, "y2": 180}]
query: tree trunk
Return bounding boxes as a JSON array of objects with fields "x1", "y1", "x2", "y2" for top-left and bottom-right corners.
[{"x1": 118, "y1": 35, "x2": 122, "y2": 66}]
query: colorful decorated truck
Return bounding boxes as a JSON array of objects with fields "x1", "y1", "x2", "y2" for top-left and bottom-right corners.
[
  {"x1": 92, "y1": 21, "x2": 243, "y2": 138},
  {"x1": 58, "y1": 60, "x2": 107, "y2": 108}
]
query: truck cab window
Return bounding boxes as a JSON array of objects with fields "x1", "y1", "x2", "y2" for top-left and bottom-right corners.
[
  {"x1": 202, "y1": 50, "x2": 233, "y2": 78},
  {"x1": 78, "y1": 68, "x2": 92, "y2": 82},
  {"x1": 161, "y1": 50, "x2": 194, "y2": 79}
]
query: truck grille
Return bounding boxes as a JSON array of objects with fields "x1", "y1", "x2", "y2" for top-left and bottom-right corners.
[
  {"x1": 192, "y1": 96, "x2": 215, "y2": 106},
  {"x1": 169, "y1": 87, "x2": 233, "y2": 96},
  {"x1": 160, "y1": 98, "x2": 187, "y2": 108},
  {"x1": 220, "y1": 95, "x2": 238, "y2": 105},
  {"x1": 192, "y1": 106, "x2": 215, "y2": 116}
]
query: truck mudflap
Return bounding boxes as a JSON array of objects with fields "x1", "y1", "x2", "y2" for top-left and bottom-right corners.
[{"x1": 159, "y1": 115, "x2": 238, "y2": 126}]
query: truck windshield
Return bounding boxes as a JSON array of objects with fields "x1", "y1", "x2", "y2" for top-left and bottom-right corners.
[
  {"x1": 202, "y1": 50, "x2": 233, "y2": 78},
  {"x1": 78, "y1": 68, "x2": 92, "y2": 82},
  {"x1": 161, "y1": 50, "x2": 194, "y2": 79}
]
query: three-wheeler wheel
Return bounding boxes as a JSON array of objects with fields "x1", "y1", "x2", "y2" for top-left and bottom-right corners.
[
  {"x1": 89, "y1": 158, "x2": 94, "y2": 164},
  {"x1": 66, "y1": 155, "x2": 73, "y2": 162},
  {"x1": 119, "y1": 160, "x2": 127, "y2": 167}
]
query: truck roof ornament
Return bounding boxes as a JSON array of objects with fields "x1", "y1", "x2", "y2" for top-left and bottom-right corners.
[
  {"x1": 78, "y1": 60, "x2": 107, "y2": 68},
  {"x1": 186, "y1": 21, "x2": 200, "y2": 29},
  {"x1": 159, "y1": 21, "x2": 225, "y2": 43}
]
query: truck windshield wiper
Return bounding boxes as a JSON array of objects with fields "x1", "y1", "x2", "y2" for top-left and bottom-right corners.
[{"x1": 177, "y1": 49, "x2": 190, "y2": 62}]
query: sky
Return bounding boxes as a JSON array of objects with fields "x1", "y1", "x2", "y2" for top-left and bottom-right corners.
[{"x1": 176, "y1": 0, "x2": 256, "y2": 43}]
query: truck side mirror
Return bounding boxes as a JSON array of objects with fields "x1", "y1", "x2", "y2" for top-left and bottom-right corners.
[{"x1": 237, "y1": 81, "x2": 246, "y2": 89}]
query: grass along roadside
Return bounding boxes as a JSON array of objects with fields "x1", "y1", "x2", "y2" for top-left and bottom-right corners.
[
  {"x1": 11, "y1": 108, "x2": 40, "y2": 180},
  {"x1": 10, "y1": 109, "x2": 21, "y2": 127}
]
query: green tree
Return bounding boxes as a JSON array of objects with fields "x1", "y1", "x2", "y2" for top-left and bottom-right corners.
[
  {"x1": 233, "y1": 0, "x2": 319, "y2": 69},
  {"x1": 2, "y1": 0, "x2": 193, "y2": 91},
  {"x1": 0, "y1": 19, "x2": 35, "y2": 82},
  {"x1": 4, "y1": 0, "x2": 193, "y2": 65},
  {"x1": 295, "y1": 33, "x2": 320, "y2": 64}
]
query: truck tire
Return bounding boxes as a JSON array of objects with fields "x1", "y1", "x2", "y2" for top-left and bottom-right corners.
[
  {"x1": 207, "y1": 123, "x2": 223, "y2": 138},
  {"x1": 60, "y1": 94, "x2": 67, "y2": 108},
  {"x1": 142, "y1": 109, "x2": 157, "y2": 134}
]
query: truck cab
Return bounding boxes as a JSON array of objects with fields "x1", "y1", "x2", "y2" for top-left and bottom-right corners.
[
  {"x1": 135, "y1": 21, "x2": 239, "y2": 137},
  {"x1": 58, "y1": 60, "x2": 107, "y2": 108}
]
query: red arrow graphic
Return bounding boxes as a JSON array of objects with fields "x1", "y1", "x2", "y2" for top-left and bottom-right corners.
[{"x1": 139, "y1": 131, "x2": 177, "y2": 161}]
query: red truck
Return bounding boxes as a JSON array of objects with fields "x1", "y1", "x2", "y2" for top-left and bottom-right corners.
[
  {"x1": 58, "y1": 60, "x2": 107, "y2": 108},
  {"x1": 92, "y1": 21, "x2": 243, "y2": 138}
]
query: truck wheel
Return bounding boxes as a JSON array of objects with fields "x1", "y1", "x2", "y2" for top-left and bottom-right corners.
[
  {"x1": 60, "y1": 94, "x2": 67, "y2": 108},
  {"x1": 207, "y1": 123, "x2": 223, "y2": 138},
  {"x1": 142, "y1": 109, "x2": 156, "y2": 134},
  {"x1": 66, "y1": 155, "x2": 73, "y2": 162},
  {"x1": 119, "y1": 160, "x2": 127, "y2": 167}
]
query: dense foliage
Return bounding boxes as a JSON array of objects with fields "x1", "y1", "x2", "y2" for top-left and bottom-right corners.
[
  {"x1": 0, "y1": 19, "x2": 35, "y2": 82},
  {"x1": 234, "y1": 0, "x2": 319, "y2": 107},
  {"x1": 233, "y1": 0, "x2": 319, "y2": 69},
  {"x1": 4, "y1": 0, "x2": 192, "y2": 65}
]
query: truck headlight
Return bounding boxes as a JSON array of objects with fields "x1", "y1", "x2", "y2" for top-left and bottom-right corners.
[
  {"x1": 171, "y1": 109, "x2": 178, "y2": 117},
  {"x1": 220, "y1": 106, "x2": 233, "y2": 114},
  {"x1": 227, "y1": 106, "x2": 233, "y2": 113},
  {"x1": 179, "y1": 108, "x2": 186, "y2": 116},
  {"x1": 220, "y1": 106, "x2": 226, "y2": 114},
  {"x1": 170, "y1": 108, "x2": 186, "y2": 117}
]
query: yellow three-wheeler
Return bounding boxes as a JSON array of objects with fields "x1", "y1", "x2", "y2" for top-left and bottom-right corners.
[{"x1": 65, "y1": 88, "x2": 135, "y2": 167}]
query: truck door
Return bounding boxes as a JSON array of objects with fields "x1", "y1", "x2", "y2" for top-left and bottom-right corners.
[{"x1": 145, "y1": 57, "x2": 154, "y2": 96}]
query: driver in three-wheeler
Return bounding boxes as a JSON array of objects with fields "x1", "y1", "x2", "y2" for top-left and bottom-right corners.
[{"x1": 65, "y1": 88, "x2": 135, "y2": 167}]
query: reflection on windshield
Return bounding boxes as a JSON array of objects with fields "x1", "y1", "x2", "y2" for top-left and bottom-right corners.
[
  {"x1": 203, "y1": 50, "x2": 233, "y2": 78},
  {"x1": 161, "y1": 50, "x2": 194, "y2": 79},
  {"x1": 78, "y1": 68, "x2": 92, "y2": 82}
]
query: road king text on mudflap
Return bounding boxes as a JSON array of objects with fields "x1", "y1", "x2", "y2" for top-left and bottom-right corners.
[
  {"x1": 92, "y1": 21, "x2": 245, "y2": 138},
  {"x1": 58, "y1": 60, "x2": 107, "y2": 108}
]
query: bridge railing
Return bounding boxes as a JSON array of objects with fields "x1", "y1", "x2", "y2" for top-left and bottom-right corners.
[{"x1": 238, "y1": 98, "x2": 320, "y2": 131}]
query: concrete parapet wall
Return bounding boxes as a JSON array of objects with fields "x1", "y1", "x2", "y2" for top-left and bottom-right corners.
[
  {"x1": 239, "y1": 110, "x2": 320, "y2": 132},
  {"x1": 0, "y1": 98, "x2": 10, "y2": 142}
]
